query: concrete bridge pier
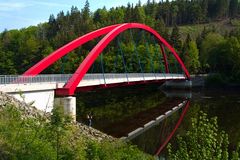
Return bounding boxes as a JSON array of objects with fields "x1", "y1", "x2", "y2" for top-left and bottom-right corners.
[{"x1": 61, "y1": 96, "x2": 76, "y2": 122}]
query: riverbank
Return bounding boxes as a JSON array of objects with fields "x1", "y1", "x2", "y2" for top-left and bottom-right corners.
[
  {"x1": 191, "y1": 74, "x2": 240, "y2": 88},
  {"x1": 0, "y1": 91, "x2": 153, "y2": 159},
  {"x1": 0, "y1": 91, "x2": 114, "y2": 142}
]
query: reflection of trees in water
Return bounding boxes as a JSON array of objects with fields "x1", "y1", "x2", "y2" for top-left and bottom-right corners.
[{"x1": 75, "y1": 84, "x2": 167, "y2": 124}]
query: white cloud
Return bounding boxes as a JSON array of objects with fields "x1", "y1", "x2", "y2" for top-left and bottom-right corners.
[
  {"x1": 28, "y1": 1, "x2": 70, "y2": 8},
  {"x1": 0, "y1": 2, "x2": 29, "y2": 11}
]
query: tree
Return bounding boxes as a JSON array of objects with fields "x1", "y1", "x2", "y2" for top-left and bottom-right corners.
[
  {"x1": 170, "y1": 25, "x2": 182, "y2": 52},
  {"x1": 208, "y1": 0, "x2": 217, "y2": 18},
  {"x1": 160, "y1": 0, "x2": 171, "y2": 25},
  {"x1": 154, "y1": 18, "x2": 169, "y2": 41},
  {"x1": 201, "y1": 0, "x2": 209, "y2": 21},
  {"x1": 185, "y1": 41, "x2": 200, "y2": 74},
  {"x1": 108, "y1": 7, "x2": 124, "y2": 24},
  {"x1": 0, "y1": 51, "x2": 17, "y2": 74},
  {"x1": 82, "y1": 0, "x2": 90, "y2": 21},
  {"x1": 47, "y1": 14, "x2": 58, "y2": 38},
  {"x1": 93, "y1": 7, "x2": 109, "y2": 27},
  {"x1": 182, "y1": 33, "x2": 192, "y2": 62},
  {"x1": 132, "y1": 5, "x2": 146, "y2": 23},
  {"x1": 170, "y1": 4, "x2": 179, "y2": 25},
  {"x1": 189, "y1": 3, "x2": 204, "y2": 23},
  {"x1": 200, "y1": 32, "x2": 225, "y2": 71},
  {"x1": 124, "y1": 3, "x2": 133, "y2": 22},
  {"x1": 208, "y1": 37, "x2": 240, "y2": 80},
  {"x1": 81, "y1": 0, "x2": 94, "y2": 33},
  {"x1": 215, "y1": 0, "x2": 229, "y2": 18}
]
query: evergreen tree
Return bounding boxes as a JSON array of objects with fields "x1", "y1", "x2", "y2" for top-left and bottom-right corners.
[
  {"x1": 185, "y1": 41, "x2": 200, "y2": 74},
  {"x1": 182, "y1": 33, "x2": 192, "y2": 62},
  {"x1": 216, "y1": 0, "x2": 229, "y2": 18},
  {"x1": 154, "y1": 18, "x2": 169, "y2": 41},
  {"x1": 133, "y1": 5, "x2": 146, "y2": 23},
  {"x1": 82, "y1": 0, "x2": 90, "y2": 21},
  {"x1": 170, "y1": 4, "x2": 179, "y2": 25},
  {"x1": 170, "y1": 25, "x2": 182, "y2": 52},
  {"x1": 124, "y1": 3, "x2": 133, "y2": 22},
  {"x1": 0, "y1": 51, "x2": 17, "y2": 74},
  {"x1": 201, "y1": 0, "x2": 209, "y2": 21}
]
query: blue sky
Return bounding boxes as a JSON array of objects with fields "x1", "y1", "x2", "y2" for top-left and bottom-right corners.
[{"x1": 0, "y1": 0, "x2": 152, "y2": 32}]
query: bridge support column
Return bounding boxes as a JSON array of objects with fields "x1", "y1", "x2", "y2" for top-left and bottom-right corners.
[{"x1": 62, "y1": 96, "x2": 76, "y2": 122}]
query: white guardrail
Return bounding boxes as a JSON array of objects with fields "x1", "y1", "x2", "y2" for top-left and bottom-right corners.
[{"x1": 0, "y1": 73, "x2": 186, "y2": 85}]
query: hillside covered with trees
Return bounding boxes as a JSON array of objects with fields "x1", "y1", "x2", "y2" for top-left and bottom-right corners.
[{"x1": 0, "y1": 0, "x2": 240, "y2": 82}]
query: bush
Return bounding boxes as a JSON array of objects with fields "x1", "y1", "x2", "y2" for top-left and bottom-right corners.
[{"x1": 167, "y1": 111, "x2": 240, "y2": 160}]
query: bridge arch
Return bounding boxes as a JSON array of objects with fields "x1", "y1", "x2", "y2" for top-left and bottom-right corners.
[
  {"x1": 59, "y1": 23, "x2": 190, "y2": 95},
  {"x1": 23, "y1": 23, "x2": 190, "y2": 96}
]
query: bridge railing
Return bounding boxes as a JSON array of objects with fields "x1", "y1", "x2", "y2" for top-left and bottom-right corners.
[
  {"x1": 0, "y1": 74, "x2": 72, "y2": 85},
  {"x1": 0, "y1": 73, "x2": 186, "y2": 85}
]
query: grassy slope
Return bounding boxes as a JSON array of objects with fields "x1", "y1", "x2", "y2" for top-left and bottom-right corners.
[
  {"x1": 0, "y1": 92, "x2": 154, "y2": 160},
  {"x1": 172, "y1": 18, "x2": 240, "y2": 40}
]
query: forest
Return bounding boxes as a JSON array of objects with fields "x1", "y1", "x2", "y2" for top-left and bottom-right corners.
[{"x1": 0, "y1": 0, "x2": 240, "y2": 83}]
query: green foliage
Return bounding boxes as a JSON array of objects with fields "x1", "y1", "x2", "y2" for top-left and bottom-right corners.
[
  {"x1": 183, "y1": 37, "x2": 200, "y2": 74},
  {"x1": 170, "y1": 25, "x2": 182, "y2": 52},
  {"x1": 167, "y1": 111, "x2": 238, "y2": 160},
  {"x1": 85, "y1": 140, "x2": 154, "y2": 160},
  {"x1": 200, "y1": 32, "x2": 225, "y2": 68},
  {"x1": 0, "y1": 51, "x2": 17, "y2": 74},
  {"x1": 0, "y1": 103, "x2": 152, "y2": 159}
]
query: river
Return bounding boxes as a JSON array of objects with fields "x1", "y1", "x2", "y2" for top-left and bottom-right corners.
[{"x1": 75, "y1": 84, "x2": 240, "y2": 156}]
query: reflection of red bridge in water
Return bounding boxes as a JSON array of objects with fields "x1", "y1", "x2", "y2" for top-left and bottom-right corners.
[
  {"x1": 94, "y1": 98, "x2": 190, "y2": 156},
  {"x1": 97, "y1": 99, "x2": 185, "y2": 137}
]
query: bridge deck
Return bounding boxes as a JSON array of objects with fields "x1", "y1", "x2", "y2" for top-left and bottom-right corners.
[{"x1": 0, "y1": 73, "x2": 186, "y2": 93}]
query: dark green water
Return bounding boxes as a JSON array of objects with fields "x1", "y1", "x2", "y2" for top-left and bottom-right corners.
[{"x1": 75, "y1": 84, "x2": 240, "y2": 155}]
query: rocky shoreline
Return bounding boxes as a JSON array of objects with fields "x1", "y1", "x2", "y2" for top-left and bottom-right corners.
[{"x1": 0, "y1": 91, "x2": 114, "y2": 142}]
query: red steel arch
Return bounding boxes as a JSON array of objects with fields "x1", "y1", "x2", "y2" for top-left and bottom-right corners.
[{"x1": 56, "y1": 23, "x2": 190, "y2": 95}]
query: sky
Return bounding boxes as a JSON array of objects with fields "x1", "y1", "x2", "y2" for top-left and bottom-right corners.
[{"x1": 0, "y1": 0, "x2": 152, "y2": 32}]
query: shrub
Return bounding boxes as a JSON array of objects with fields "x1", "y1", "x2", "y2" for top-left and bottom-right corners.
[{"x1": 167, "y1": 111, "x2": 240, "y2": 160}]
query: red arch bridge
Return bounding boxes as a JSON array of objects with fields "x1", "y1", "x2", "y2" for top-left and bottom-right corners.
[{"x1": 0, "y1": 23, "x2": 190, "y2": 120}]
